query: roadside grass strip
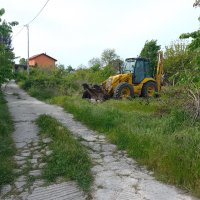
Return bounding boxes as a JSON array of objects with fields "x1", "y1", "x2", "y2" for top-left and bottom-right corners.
[
  {"x1": 36, "y1": 114, "x2": 93, "y2": 193},
  {"x1": 50, "y1": 95, "x2": 200, "y2": 197},
  {"x1": 0, "y1": 91, "x2": 16, "y2": 188}
]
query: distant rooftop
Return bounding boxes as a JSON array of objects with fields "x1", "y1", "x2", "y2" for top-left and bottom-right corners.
[{"x1": 29, "y1": 53, "x2": 57, "y2": 61}]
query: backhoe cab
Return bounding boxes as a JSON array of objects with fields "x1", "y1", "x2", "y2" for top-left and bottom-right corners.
[{"x1": 82, "y1": 51, "x2": 163, "y2": 100}]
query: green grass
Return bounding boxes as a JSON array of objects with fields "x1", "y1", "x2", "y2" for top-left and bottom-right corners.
[
  {"x1": 28, "y1": 87, "x2": 56, "y2": 101},
  {"x1": 0, "y1": 91, "x2": 16, "y2": 188},
  {"x1": 36, "y1": 115, "x2": 93, "y2": 193},
  {"x1": 49, "y1": 95, "x2": 200, "y2": 197}
]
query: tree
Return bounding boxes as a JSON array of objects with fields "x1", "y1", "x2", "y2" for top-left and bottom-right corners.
[
  {"x1": 19, "y1": 58, "x2": 27, "y2": 65},
  {"x1": 77, "y1": 64, "x2": 87, "y2": 70},
  {"x1": 193, "y1": 0, "x2": 200, "y2": 7},
  {"x1": 164, "y1": 41, "x2": 191, "y2": 82},
  {"x1": 179, "y1": 22, "x2": 200, "y2": 84},
  {"x1": 111, "y1": 58, "x2": 124, "y2": 72},
  {"x1": 179, "y1": 18, "x2": 200, "y2": 66},
  {"x1": 140, "y1": 40, "x2": 161, "y2": 70},
  {"x1": 0, "y1": 8, "x2": 18, "y2": 87},
  {"x1": 88, "y1": 57, "x2": 101, "y2": 67},
  {"x1": 179, "y1": 30, "x2": 200, "y2": 52},
  {"x1": 90, "y1": 64, "x2": 100, "y2": 72},
  {"x1": 101, "y1": 48, "x2": 119, "y2": 66},
  {"x1": 66, "y1": 65, "x2": 74, "y2": 73}
]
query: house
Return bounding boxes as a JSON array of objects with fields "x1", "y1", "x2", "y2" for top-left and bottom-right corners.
[{"x1": 28, "y1": 53, "x2": 57, "y2": 68}]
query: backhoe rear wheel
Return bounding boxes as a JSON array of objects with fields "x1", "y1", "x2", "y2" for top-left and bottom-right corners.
[
  {"x1": 141, "y1": 81, "x2": 158, "y2": 97},
  {"x1": 114, "y1": 82, "x2": 134, "y2": 99}
]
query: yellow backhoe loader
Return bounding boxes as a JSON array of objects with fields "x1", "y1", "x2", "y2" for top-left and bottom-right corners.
[{"x1": 82, "y1": 51, "x2": 164, "y2": 101}]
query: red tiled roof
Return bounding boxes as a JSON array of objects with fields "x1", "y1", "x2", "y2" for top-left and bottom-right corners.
[{"x1": 29, "y1": 53, "x2": 57, "y2": 61}]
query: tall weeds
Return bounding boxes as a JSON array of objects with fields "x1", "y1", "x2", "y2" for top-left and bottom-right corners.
[{"x1": 0, "y1": 91, "x2": 16, "y2": 188}]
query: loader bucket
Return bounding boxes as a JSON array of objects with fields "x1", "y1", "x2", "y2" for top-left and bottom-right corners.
[{"x1": 82, "y1": 83, "x2": 109, "y2": 101}]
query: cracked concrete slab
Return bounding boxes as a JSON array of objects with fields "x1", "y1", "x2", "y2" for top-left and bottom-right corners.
[
  {"x1": 27, "y1": 182, "x2": 85, "y2": 200},
  {"x1": 1, "y1": 81, "x2": 199, "y2": 200}
]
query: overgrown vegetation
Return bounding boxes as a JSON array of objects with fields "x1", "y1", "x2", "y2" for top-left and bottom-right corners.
[
  {"x1": 164, "y1": 40, "x2": 200, "y2": 86},
  {"x1": 0, "y1": 8, "x2": 18, "y2": 87},
  {"x1": 48, "y1": 95, "x2": 200, "y2": 196},
  {"x1": 15, "y1": 65, "x2": 115, "y2": 101},
  {"x1": 163, "y1": 17, "x2": 200, "y2": 86},
  {"x1": 140, "y1": 39, "x2": 161, "y2": 72},
  {"x1": 0, "y1": 7, "x2": 17, "y2": 189},
  {"x1": 15, "y1": 64, "x2": 200, "y2": 196},
  {"x1": 36, "y1": 115, "x2": 93, "y2": 193},
  {"x1": 0, "y1": 91, "x2": 16, "y2": 188}
]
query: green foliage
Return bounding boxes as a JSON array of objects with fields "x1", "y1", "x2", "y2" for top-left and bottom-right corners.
[
  {"x1": 0, "y1": 91, "x2": 16, "y2": 188},
  {"x1": 16, "y1": 64, "x2": 116, "y2": 100},
  {"x1": 19, "y1": 58, "x2": 27, "y2": 65},
  {"x1": 90, "y1": 63, "x2": 101, "y2": 72},
  {"x1": 36, "y1": 115, "x2": 93, "y2": 192},
  {"x1": 101, "y1": 48, "x2": 119, "y2": 66},
  {"x1": 63, "y1": 65, "x2": 74, "y2": 73},
  {"x1": 0, "y1": 8, "x2": 5, "y2": 16},
  {"x1": 0, "y1": 8, "x2": 18, "y2": 87},
  {"x1": 164, "y1": 41, "x2": 190, "y2": 83},
  {"x1": 88, "y1": 49, "x2": 123, "y2": 74},
  {"x1": 164, "y1": 40, "x2": 200, "y2": 85},
  {"x1": 110, "y1": 58, "x2": 124, "y2": 73},
  {"x1": 140, "y1": 39, "x2": 161, "y2": 71},
  {"x1": 88, "y1": 57, "x2": 101, "y2": 67},
  {"x1": 50, "y1": 94, "x2": 200, "y2": 197},
  {"x1": 176, "y1": 20, "x2": 200, "y2": 85},
  {"x1": 180, "y1": 30, "x2": 200, "y2": 51}
]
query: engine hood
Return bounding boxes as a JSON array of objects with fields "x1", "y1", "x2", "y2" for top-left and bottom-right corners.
[{"x1": 103, "y1": 73, "x2": 132, "y2": 93}]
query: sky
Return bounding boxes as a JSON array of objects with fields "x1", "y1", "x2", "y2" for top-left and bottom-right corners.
[{"x1": 1, "y1": 0, "x2": 199, "y2": 68}]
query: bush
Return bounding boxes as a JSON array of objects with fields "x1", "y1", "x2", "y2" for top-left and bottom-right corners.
[{"x1": 16, "y1": 65, "x2": 116, "y2": 100}]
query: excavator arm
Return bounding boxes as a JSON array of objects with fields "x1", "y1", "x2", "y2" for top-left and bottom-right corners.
[{"x1": 155, "y1": 51, "x2": 164, "y2": 92}]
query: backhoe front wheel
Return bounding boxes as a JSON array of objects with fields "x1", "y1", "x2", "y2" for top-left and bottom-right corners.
[
  {"x1": 141, "y1": 81, "x2": 158, "y2": 97},
  {"x1": 114, "y1": 82, "x2": 134, "y2": 99}
]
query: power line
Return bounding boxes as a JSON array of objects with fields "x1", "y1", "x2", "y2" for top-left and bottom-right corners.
[
  {"x1": 13, "y1": 0, "x2": 50, "y2": 39},
  {"x1": 26, "y1": 0, "x2": 50, "y2": 25},
  {"x1": 12, "y1": 26, "x2": 24, "y2": 39}
]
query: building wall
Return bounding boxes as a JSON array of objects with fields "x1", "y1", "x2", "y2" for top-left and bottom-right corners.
[
  {"x1": 29, "y1": 60, "x2": 36, "y2": 66},
  {"x1": 29, "y1": 55, "x2": 56, "y2": 68}
]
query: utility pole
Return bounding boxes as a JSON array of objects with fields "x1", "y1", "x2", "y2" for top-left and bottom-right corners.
[{"x1": 25, "y1": 24, "x2": 30, "y2": 75}]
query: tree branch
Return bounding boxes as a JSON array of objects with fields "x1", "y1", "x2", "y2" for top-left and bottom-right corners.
[{"x1": 193, "y1": 0, "x2": 200, "y2": 7}]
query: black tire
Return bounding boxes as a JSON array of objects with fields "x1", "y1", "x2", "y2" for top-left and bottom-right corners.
[
  {"x1": 113, "y1": 82, "x2": 134, "y2": 99},
  {"x1": 141, "y1": 81, "x2": 158, "y2": 97}
]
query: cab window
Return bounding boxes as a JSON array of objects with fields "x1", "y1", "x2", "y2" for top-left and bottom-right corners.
[{"x1": 133, "y1": 60, "x2": 145, "y2": 83}]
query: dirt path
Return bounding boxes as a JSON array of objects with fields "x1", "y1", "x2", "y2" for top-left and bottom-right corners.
[{"x1": 0, "y1": 81, "x2": 198, "y2": 200}]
